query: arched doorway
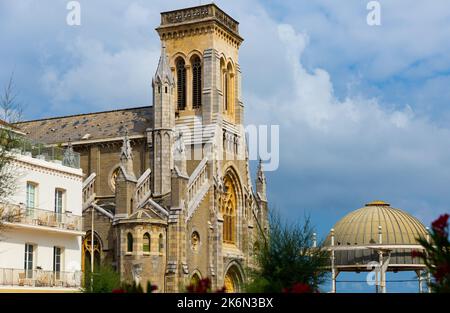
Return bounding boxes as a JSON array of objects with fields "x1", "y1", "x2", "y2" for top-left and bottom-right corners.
[
  {"x1": 190, "y1": 272, "x2": 201, "y2": 287},
  {"x1": 224, "y1": 264, "x2": 243, "y2": 293},
  {"x1": 82, "y1": 232, "x2": 101, "y2": 274}
]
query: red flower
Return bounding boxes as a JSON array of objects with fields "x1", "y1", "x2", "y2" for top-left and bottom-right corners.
[
  {"x1": 411, "y1": 250, "x2": 424, "y2": 259},
  {"x1": 283, "y1": 283, "x2": 313, "y2": 293},
  {"x1": 150, "y1": 285, "x2": 158, "y2": 292},
  {"x1": 434, "y1": 262, "x2": 450, "y2": 283},
  {"x1": 186, "y1": 278, "x2": 211, "y2": 293},
  {"x1": 112, "y1": 288, "x2": 126, "y2": 293},
  {"x1": 431, "y1": 214, "x2": 449, "y2": 237}
]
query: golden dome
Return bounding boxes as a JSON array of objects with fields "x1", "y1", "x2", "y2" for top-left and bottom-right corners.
[{"x1": 326, "y1": 201, "x2": 428, "y2": 247}]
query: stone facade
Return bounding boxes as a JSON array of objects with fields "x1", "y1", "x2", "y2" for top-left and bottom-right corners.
[{"x1": 16, "y1": 3, "x2": 268, "y2": 293}]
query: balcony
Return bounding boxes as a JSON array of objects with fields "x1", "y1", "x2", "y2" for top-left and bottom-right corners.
[
  {"x1": 0, "y1": 268, "x2": 81, "y2": 289},
  {"x1": 1, "y1": 203, "x2": 82, "y2": 233}
]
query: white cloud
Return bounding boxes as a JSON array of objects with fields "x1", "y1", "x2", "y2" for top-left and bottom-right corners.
[
  {"x1": 245, "y1": 22, "x2": 450, "y2": 228},
  {"x1": 41, "y1": 36, "x2": 158, "y2": 110}
]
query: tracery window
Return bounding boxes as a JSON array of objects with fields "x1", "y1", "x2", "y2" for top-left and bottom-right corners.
[
  {"x1": 222, "y1": 175, "x2": 237, "y2": 244},
  {"x1": 176, "y1": 58, "x2": 186, "y2": 110}
]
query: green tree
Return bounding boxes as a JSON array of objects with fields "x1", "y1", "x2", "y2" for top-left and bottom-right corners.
[
  {"x1": 246, "y1": 211, "x2": 329, "y2": 293},
  {"x1": 83, "y1": 265, "x2": 121, "y2": 293},
  {"x1": 0, "y1": 74, "x2": 24, "y2": 231}
]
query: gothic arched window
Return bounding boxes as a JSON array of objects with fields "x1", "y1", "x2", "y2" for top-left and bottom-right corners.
[
  {"x1": 222, "y1": 175, "x2": 237, "y2": 244},
  {"x1": 225, "y1": 63, "x2": 234, "y2": 115},
  {"x1": 192, "y1": 55, "x2": 202, "y2": 109},
  {"x1": 127, "y1": 232, "x2": 133, "y2": 252},
  {"x1": 224, "y1": 70, "x2": 229, "y2": 111},
  {"x1": 143, "y1": 233, "x2": 151, "y2": 252},
  {"x1": 176, "y1": 58, "x2": 186, "y2": 110}
]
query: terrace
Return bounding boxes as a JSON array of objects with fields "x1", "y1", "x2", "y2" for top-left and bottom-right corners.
[
  {"x1": 11, "y1": 139, "x2": 81, "y2": 169},
  {"x1": 0, "y1": 268, "x2": 81, "y2": 289},
  {"x1": 1, "y1": 203, "x2": 83, "y2": 234}
]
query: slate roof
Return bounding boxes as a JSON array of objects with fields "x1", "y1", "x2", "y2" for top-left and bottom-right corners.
[{"x1": 15, "y1": 106, "x2": 153, "y2": 145}]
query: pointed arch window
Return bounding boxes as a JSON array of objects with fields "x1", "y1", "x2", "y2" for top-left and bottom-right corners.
[
  {"x1": 225, "y1": 63, "x2": 234, "y2": 116},
  {"x1": 222, "y1": 175, "x2": 237, "y2": 244},
  {"x1": 127, "y1": 233, "x2": 133, "y2": 252},
  {"x1": 143, "y1": 233, "x2": 151, "y2": 252},
  {"x1": 192, "y1": 55, "x2": 202, "y2": 109},
  {"x1": 224, "y1": 71, "x2": 229, "y2": 111},
  {"x1": 176, "y1": 58, "x2": 186, "y2": 110}
]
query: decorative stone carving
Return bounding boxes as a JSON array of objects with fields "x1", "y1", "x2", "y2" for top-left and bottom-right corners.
[
  {"x1": 191, "y1": 231, "x2": 200, "y2": 252},
  {"x1": 62, "y1": 140, "x2": 77, "y2": 168}
]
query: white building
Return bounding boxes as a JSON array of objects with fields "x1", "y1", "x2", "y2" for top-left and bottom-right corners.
[{"x1": 0, "y1": 136, "x2": 84, "y2": 292}]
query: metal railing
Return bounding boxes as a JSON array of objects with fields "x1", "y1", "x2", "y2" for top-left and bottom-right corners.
[
  {"x1": 10, "y1": 139, "x2": 80, "y2": 169},
  {"x1": 0, "y1": 268, "x2": 81, "y2": 288},
  {"x1": 1, "y1": 203, "x2": 82, "y2": 232}
]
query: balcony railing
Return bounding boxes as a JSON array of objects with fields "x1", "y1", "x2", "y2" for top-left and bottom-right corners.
[
  {"x1": 9, "y1": 139, "x2": 80, "y2": 169},
  {"x1": 1, "y1": 203, "x2": 82, "y2": 232},
  {"x1": 0, "y1": 268, "x2": 81, "y2": 289}
]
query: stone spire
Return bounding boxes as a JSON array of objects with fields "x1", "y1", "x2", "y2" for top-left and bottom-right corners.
[
  {"x1": 154, "y1": 43, "x2": 174, "y2": 85},
  {"x1": 152, "y1": 42, "x2": 175, "y2": 196},
  {"x1": 256, "y1": 158, "x2": 267, "y2": 201}
]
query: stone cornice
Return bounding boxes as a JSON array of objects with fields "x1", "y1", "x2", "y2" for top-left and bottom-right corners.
[{"x1": 159, "y1": 3, "x2": 240, "y2": 36}]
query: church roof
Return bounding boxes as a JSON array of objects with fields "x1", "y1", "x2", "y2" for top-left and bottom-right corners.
[{"x1": 15, "y1": 106, "x2": 153, "y2": 145}]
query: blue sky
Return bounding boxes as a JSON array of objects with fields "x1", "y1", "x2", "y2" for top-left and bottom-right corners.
[{"x1": 1, "y1": 0, "x2": 450, "y2": 292}]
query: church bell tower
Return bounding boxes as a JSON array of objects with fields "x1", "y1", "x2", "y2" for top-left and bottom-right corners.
[{"x1": 156, "y1": 4, "x2": 244, "y2": 126}]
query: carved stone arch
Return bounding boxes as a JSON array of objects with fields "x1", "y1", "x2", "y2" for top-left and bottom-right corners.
[
  {"x1": 190, "y1": 269, "x2": 203, "y2": 286},
  {"x1": 187, "y1": 49, "x2": 203, "y2": 62},
  {"x1": 226, "y1": 59, "x2": 235, "y2": 73},
  {"x1": 82, "y1": 230, "x2": 103, "y2": 273},
  {"x1": 170, "y1": 52, "x2": 187, "y2": 68},
  {"x1": 223, "y1": 260, "x2": 245, "y2": 293}
]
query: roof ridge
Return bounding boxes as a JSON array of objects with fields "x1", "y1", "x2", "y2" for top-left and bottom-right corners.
[{"x1": 15, "y1": 105, "x2": 152, "y2": 124}]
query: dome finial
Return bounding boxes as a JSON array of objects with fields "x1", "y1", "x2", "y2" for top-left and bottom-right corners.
[{"x1": 365, "y1": 200, "x2": 390, "y2": 207}]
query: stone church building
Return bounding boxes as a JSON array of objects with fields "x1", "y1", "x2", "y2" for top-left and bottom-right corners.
[{"x1": 16, "y1": 4, "x2": 269, "y2": 292}]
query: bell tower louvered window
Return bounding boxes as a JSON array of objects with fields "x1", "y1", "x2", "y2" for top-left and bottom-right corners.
[
  {"x1": 176, "y1": 58, "x2": 186, "y2": 110},
  {"x1": 192, "y1": 56, "x2": 202, "y2": 109}
]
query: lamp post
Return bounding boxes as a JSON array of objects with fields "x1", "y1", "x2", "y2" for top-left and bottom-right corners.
[{"x1": 330, "y1": 228, "x2": 336, "y2": 293}]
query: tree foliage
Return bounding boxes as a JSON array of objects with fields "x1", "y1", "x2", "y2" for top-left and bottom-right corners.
[
  {"x1": 0, "y1": 74, "x2": 24, "y2": 231},
  {"x1": 414, "y1": 214, "x2": 450, "y2": 293},
  {"x1": 83, "y1": 265, "x2": 121, "y2": 293},
  {"x1": 246, "y1": 210, "x2": 329, "y2": 292}
]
